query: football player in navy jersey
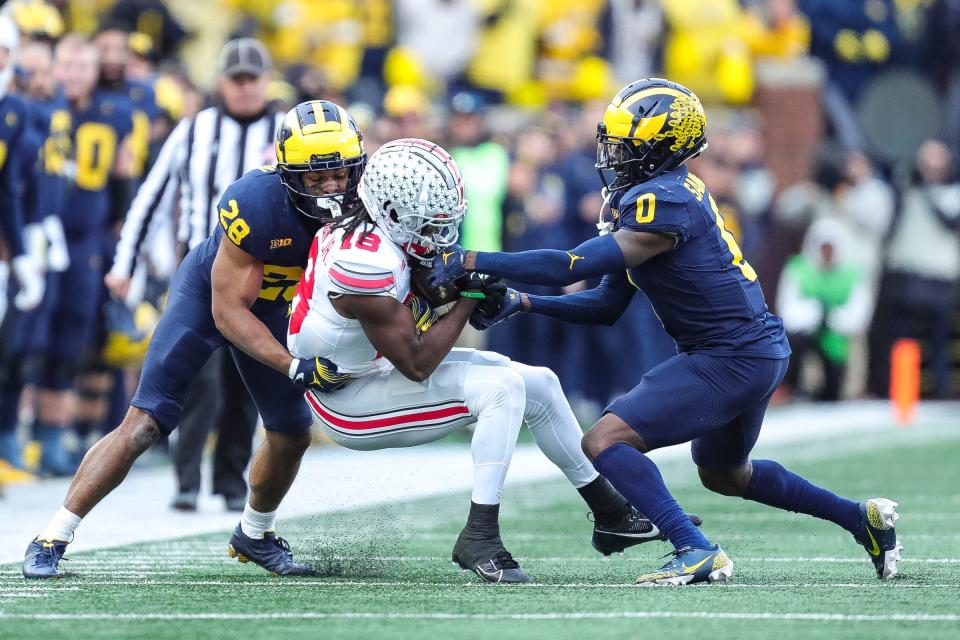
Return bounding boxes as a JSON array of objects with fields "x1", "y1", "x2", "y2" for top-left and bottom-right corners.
[
  {"x1": 24, "y1": 34, "x2": 136, "y2": 476},
  {"x1": 93, "y1": 22, "x2": 159, "y2": 178},
  {"x1": 23, "y1": 100, "x2": 359, "y2": 580},
  {"x1": 430, "y1": 79, "x2": 902, "y2": 585}
]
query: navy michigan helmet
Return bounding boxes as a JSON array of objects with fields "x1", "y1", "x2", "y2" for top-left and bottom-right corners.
[
  {"x1": 275, "y1": 100, "x2": 366, "y2": 221},
  {"x1": 596, "y1": 78, "x2": 708, "y2": 191}
]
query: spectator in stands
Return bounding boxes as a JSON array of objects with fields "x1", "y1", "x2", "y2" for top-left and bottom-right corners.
[
  {"x1": 872, "y1": 139, "x2": 960, "y2": 399},
  {"x1": 445, "y1": 91, "x2": 509, "y2": 253},
  {"x1": 395, "y1": 0, "x2": 478, "y2": 93},
  {"x1": 602, "y1": 0, "x2": 664, "y2": 85},
  {"x1": 799, "y1": 0, "x2": 899, "y2": 150},
  {"x1": 778, "y1": 217, "x2": 872, "y2": 401}
]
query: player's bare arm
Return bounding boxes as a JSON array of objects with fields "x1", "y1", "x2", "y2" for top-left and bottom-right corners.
[
  {"x1": 332, "y1": 293, "x2": 479, "y2": 382},
  {"x1": 211, "y1": 236, "x2": 295, "y2": 375}
]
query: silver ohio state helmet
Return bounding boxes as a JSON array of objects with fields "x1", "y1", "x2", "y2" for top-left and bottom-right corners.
[{"x1": 358, "y1": 138, "x2": 466, "y2": 262}]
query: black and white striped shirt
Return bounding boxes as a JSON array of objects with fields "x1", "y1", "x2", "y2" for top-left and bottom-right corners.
[{"x1": 112, "y1": 106, "x2": 284, "y2": 279}]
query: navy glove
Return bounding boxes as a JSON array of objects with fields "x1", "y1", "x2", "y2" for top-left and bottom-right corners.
[
  {"x1": 469, "y1": 287, "x2": 521, "y2": 330},
  {"x1": 429, "y1": 243, "x2": 467, "y2": 286},
  {"x1": 289, "y1": 356, "x2": 351, "y2": 392}
]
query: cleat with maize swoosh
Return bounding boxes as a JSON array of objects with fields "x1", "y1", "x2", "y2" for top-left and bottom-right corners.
[
  {"x1": 853, "y1": 498, "x2": 902, "y2": 579},
  {"x1": 635, "y1": 544, "x2": 733, "y2": 586},
  {"x1": 227, "y1": 525, "x2": 315, "y2": 576},
  {"x1": 22, "y1": 537, "x2": 69, "y2": 579}
]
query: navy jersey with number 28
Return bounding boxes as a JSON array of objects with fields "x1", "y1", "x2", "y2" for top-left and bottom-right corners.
[{"x1": 611, "y1": 165, "x2": 789, "y2": 358}]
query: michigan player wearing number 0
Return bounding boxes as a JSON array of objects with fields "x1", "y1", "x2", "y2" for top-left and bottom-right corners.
[
  {"x1": 23, "y1": 101, "x2": 358, "y2": 579},
  {"x1": 430, "y1": 79, "x2": 902, "y2": 585},
  {"x1": 288, "y1": 138, "x2": 700, "y2": 583}
]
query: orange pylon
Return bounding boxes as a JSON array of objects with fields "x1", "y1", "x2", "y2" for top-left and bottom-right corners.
[{"x1": 890, "y1": 338, "x2": 920, "y2": 425}]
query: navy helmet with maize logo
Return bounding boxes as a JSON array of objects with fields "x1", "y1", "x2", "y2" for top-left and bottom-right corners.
[
  {"x1": 276, "y1": 100, "x2": 366, "y2": 221},
  {"x1": 596, "y1": 78, "x2": 708, "y2": 191}
]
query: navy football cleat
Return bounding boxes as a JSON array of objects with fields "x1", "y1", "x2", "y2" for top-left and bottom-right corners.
[
  {"x1": 227, "y1": 525, "x2": 315, "y2": 576},
  {"x1": 592, "y1": 508, "x2": 704, "y2": 556},
  {"x1": 22, "y1": 537, "x2": 69, "y2": 579},
  {"x1": 853, "y1": 498, "x2": 902, "y2": 579},
  {"x1": 635, "y1": 544, "x2": 733, "y2": 586},
  {"x1": 451, "y1": 529, "x2": 531, "y2": 584}
]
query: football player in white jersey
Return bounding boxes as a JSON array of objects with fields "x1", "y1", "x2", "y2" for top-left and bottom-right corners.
[{"x1": 288, "y1": 138, "x2": 701, "y2": 583}]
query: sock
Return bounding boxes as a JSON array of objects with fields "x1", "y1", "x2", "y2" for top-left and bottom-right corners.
[
  {"x1": 594, "y1": 443, "x2": 712, "y2": 550},
  {"x1": 35, "y1": 421, "x2": 70, "y2": 468},
  {"x1": 39, "y1": 506, "x2": 82, "y2": 542},
  {"x1": 0, "y1": 389, "x2": 21, "y2": 434},
  {"x1": 577, "y1": 475, "x2": 632, "y2": 526},
  {"x1": 744, "y1": 459, "x2": 861, "y2": 533},
  {"x1": 240, "y1": 504, "x2": 277, "y2": 539},
  {"x1": 464, "y1": 501, "x2": 500, "y2": 537}
]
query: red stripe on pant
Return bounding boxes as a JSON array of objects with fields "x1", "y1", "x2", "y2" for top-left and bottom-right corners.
[{"x1": 305, "y1": 391, "x2": 469, "y2": 431}]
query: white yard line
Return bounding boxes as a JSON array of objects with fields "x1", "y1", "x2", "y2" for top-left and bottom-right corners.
[
  {"x1": 0, "y1": 611, "x2": 958, "y2": 622},
  {"x1": 0, "y1": 580, "x2": 955, "y2": 590},
  {"x1": 2, "y1": 400, "x2": 957, "y2": 564},
  {"x1": 14, "y1": 555, "x2": 957, "y2": 565}
]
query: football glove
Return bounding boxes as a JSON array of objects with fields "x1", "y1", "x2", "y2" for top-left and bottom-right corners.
[
  {"x1": 289, "y1": 356, "x2": 351, "y2": 393},
  {"x1": 470, "y1": 286, "x2": 521, "y2": 330},
  {"x1": 406, "y1": 295, "x2": 439, "y2": 334},
  {"x1": 43, "y1": 215, "x2": 71, "y2": 272},
  {"x1": 457, "y1": 272, "x2": 506, "y2": 304},
  {"x1": 429, "y1": 243, "x2": 467, "y2": 286},
  {"x1": 12, "y1": 254, "x2": 45, "y2": 311}
]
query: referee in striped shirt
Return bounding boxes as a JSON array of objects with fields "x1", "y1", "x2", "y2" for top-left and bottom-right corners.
[{"x1": 106, "y1": 38, "x2": 284, "y2": 512}]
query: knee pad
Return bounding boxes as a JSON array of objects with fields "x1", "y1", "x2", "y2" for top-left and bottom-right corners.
[
  {"x1": 508, "y1": 362, "x2": 562, "y2": 406},
  {"x1": 463, "y1": 364, "x2": 526, "y2": 418}
]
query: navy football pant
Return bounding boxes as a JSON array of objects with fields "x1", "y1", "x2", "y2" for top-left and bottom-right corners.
[
  {"x1": 605, "y1": 352, "x2": 789, "y2": 469},
  {"x1": 130, "y1": 247, "x2": 311, "y2": 436},
  {"x1": 35, "y1": 236, "x2": 103, "y2": 389}
]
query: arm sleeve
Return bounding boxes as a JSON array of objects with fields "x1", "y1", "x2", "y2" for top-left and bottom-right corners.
[
  {"x1": 525, "y1": 271, "x2": 636, "y2": 326},
  {"x1": 473, "y1": 233, "x2": 626, "y2": 286},
  {"x1": 112, "y1": 118, "x2": 189, "y2": 278}
]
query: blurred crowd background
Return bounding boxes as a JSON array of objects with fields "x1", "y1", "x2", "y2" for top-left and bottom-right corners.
[{"x1": 1, "y1": 0, "x2": 958, "y2": 495}]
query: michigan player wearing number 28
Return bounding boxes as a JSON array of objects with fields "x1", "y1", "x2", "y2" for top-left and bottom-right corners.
[
  {"x1": 429, "y1": 78, "x2": 903, "y2": 585},
  {"x1": 22, "y1": 100, "x2": 358, "y2": 579}
]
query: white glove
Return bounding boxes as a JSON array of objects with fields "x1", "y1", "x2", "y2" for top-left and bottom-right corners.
[
  {"x1": 0, "y1": 261, "x2": 9, "y2": 326},
  {"x1": 43, "y1": 215, "x2": 71, "y2": 272},
  {"x1": 24, "y1": 223, "x2": 48, "y2": 266},
  {"x1": 12, "y1": 254, "x2": 45, "y2": 311}
]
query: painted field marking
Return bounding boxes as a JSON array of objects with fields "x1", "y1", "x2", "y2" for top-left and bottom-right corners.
[
  {"x1": 0, "y1": 580, "x2": 956, "y2": 590},
  {"x1": 0, "y1": 611, "x2": 958, "y2": 622}
]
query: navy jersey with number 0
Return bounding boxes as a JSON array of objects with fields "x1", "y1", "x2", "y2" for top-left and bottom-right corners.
[
  {"x1": 611, "y1": 165, "x2": 790, "y2": 358},
  {"x1": 64, "y1": 90, "x2": 134, "y2": 236},
  {"x1": 192, "y1": 166, "x2": 318, "y2": 317}
]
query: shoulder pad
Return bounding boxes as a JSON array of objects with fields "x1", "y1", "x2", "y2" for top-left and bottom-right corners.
[{"x1": 328, "y1": 259, "x2": 398, "y2": 296}]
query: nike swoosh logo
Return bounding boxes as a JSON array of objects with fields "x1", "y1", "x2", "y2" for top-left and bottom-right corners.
[
  {"x1": 866, "y1": 529, "x2": 881, "y2": 556},
  {"x1": 682, "y1": 555, "x2": 713, "y2": 574}
]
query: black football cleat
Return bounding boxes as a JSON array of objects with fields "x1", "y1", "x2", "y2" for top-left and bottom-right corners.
[
  {"x1": 22, "y1": 537, "x2": 69, "y2": 579},
  {"x1": 451, "y1": 528, "x2": 531, "y2": 584},
  {"x1": 227, "y1": 525, "x2": 315, "y2": 576},
  {"x1": 592, "y1": 507, "x2": 704, "y2": 556}
]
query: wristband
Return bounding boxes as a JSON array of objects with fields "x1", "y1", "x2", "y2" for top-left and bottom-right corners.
[{"x1": 287, "y1": 357, "x2": 300, "y2": 380}]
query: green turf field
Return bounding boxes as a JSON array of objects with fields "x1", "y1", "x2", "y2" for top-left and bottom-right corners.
[{"x1": 2, "y1": 422, "x2": 959, "y2": 640}]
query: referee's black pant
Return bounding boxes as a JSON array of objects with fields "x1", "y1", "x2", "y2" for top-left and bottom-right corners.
[{"x1": 173, "y1": 347, "x2": 258, "y2": 501}]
